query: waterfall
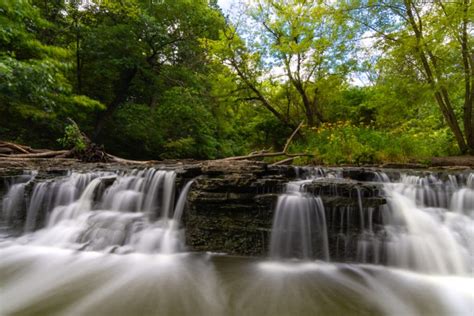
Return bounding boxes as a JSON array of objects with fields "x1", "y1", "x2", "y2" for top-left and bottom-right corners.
[
  {"x1": 23, "y1": 172, "x2": 110, "y2": 232},
  {"x1": 268, "y1": 169, "x2": 473, "y2": 276},
  {"x1": 129, "y1": 179, "x2": 194, "y2": 254},
  {"x1": 1, "y1": 171, "x2": 36, "y2": 228},
  {"x1": 382, "y1": 173, "x2": 473, "y2": 275},
  {"x1": 269, "y1": 179, "x2": 329, "y2": 260},
  {"x1": 24, "y1": 182, "x2": 49, "y2": 232},
  {"x1": 4, "y1": 168, "x2": 194, "y2": 254},
  {"x1": 0, "y1": 167, "x2": 473, "y2": 315},
  {"x1": 2, "y1": 183, "x2": 26, "y2": 224},
  {"x1": 173, "y1": 180, "x2": 195, "y2": 224},
  {"x1": 47, "y1": 177, "x2": 103, "y2": 226}
]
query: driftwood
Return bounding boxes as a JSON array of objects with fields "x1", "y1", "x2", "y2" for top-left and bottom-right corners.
[
  {"x1": 0, "y1": 140, "x2": 157, "y2": 164},
  {"x1": 0, "y1": 140, "x2": 73, "y2": 159},
  {"x1": 106, "y1": 153, "x2": 157, "y2": 165},
  {"x1": 0, "y1": 141, "x2": 69, "y2": 158},
  {"x1": 0, "y1": 120, "x2": 155, "y2": 164},
  {"x1": 0, "y1": 120, "x2": 312, "y2": 165},
  {"x1": 0, "y1": 150, "x2": 70, "y2": 158},
  {"x1": 0, "y1": 141, "x2": 40, "y2": 154},
  {"x1": 270, "y1": 157, "x2": 295, "y2": 166},
  {"x1": 222, "y1": 121, "x2": 312, "y2": 164},
  {"x1": 0, "y1": 142, "x2": 30, "y2": 154}
]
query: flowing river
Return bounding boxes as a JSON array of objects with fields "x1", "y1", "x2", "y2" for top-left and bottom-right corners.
[{"x1": 0, "y1": 167, "x2": 473, "y2": 315}]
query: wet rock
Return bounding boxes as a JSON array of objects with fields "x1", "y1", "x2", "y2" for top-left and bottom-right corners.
[
  {"x1": 1, "y1": 159, "x2": 470, "y2": 262},
  {"x1": 301, "y1": 179, "x2": 387, "y2": 209},
  {"x1": 183, "y1": 163, "x2": 289, "y2": 256},
  {"x1": 183, "y1": 168, "x2": 389, "y2": 258}
]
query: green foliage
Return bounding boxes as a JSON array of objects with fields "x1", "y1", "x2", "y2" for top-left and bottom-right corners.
[
  {"x1": 356, "y1": 0, "x2": 474, "y2": 153},
  {"x1": 155, "y1": 87, "x2": 219, "y2": 159},
  {"x1": 101, "y1": 103, "x2": 162, "y2": 159},
  {"x1": 0, "y1": 0, "x2": 466, "y2": 161},
  {"x1": 102, "y1": 87, "x2": 224, "y2": 160},
  {"x1": 207, "y1": 0, "x2": 359, "y2": 127},
  {"x1": 0, "y1": 0, "x2": 103, "y2": 148},
  {"x1": 298, "y1": 121, "x2": 456, "y2": 165},
  {"x1": 57, "y1": 124, "x2": 86, "y2": 151}
]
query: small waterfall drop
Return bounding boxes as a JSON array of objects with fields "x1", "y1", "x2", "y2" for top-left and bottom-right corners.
[
  {"x1": 269, "y1": 168, "x2": 474, "y2": 276},
  {"x1": 1, "y1": 171, "x2": 36, "y2": 229},
  {"x1": 3, "y1": 183, "x2": 26, "y2": 224},
  {"x1": 382, "y1": 173, "x2": 473, "y2": 275},
  {"x1": 269, "y1": 178, "x2": 329, "y2": 260},
  {"x1": 6, "y1": 168, "x2": 194, "y2": 254},
  {"x1": 130, "y1": 180, "x2": 194, "y2": 254}
]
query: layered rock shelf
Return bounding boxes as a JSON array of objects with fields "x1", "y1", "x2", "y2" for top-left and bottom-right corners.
[{"x1": 0, "y1": 159, "x2": 471, "y2": 262}]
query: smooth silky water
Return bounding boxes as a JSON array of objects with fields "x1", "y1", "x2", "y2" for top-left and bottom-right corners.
[{"x1": 0, "y1": 168, "x2": 473, "y2": 315}]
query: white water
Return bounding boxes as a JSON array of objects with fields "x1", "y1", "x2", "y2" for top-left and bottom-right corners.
[
  {"x1": 269, "y1": 168, "x2": 338, "y2": 260},
  {"x1": 382, "y1": 173, "x2": 474, "y2": 275},
  {"x1": 0, "y1": 168, "x2": 473, "y2": 315},
  {"x1": 3, "y1": 169, "x2": 194, "y2": 254},
  {"x1": 269, "y1": 180, "x2": 329, "y2": 260},
  {"x1": 3, "y1": 183, "x2": 26, "y2": 223},
  {"x1": 0, "y1": 244, "x2": 472, "y2": 316}
]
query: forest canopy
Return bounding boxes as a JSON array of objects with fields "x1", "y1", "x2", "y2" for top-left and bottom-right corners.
[{"x1": 1, "y1": 0, "x2": 472, "y2": 163}]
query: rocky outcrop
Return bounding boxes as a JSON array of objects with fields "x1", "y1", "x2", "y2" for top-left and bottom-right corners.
[
  {"x1": 1, "y1": 159, "x2": 470, "y2": 262},
  {"x1": 183, "y1": 161, "x2": 389, "y2": 260},
  {"x1": 181, "y1": 161, "x2": 287, "y2": 256}
]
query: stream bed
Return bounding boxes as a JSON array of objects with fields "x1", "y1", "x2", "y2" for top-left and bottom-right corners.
[{"x1": 0, "y1": 164, "x2": 472, "y2": 315}]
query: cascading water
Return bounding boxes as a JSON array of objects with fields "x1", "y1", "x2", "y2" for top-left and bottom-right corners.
[
  {"x1": 1, "y1": 171, "x2": 36, "y2": 235},
  {"x1": 4, "y1": 168, "x2": 193, "y2": 254},
  {"x1": 269, "y1": 176, "x2": 330, "y2": 260},
  {"x1": 382, "y1": 173, "x2": 474, "y2": 275},
  {"x1": 280, "y1": 169, "x2": 474, "y2": 276},
  {"x1": 0, "y1": 166, "x2": 473, "y2": 315},
  {"x1": 3, "y1": 183, "x2": 27, "y2": 224}
]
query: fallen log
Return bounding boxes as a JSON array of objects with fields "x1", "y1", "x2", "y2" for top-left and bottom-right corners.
[
  {"x1": 0, "y1": 139, "x2": 157, "y2": 164},
  {"x1": 271, "y1": 157, "x2": 295, "y2": 166},
  {"x1": 106, "y1": 154, "x2": 158, "y2": 165},
  {"x1": 0, "y1": 150, "x2": 70, "y2": 158},
  {"x1": 222, "y1": 121, "x2": 312, "y2": 163},
  {"x1": 0, "y1": 147, "x2": 14, "y2": 154},
  {"x1": 224, "y1": 151, "x2": 313, "y2": 160},
  {"x1": 0, "y1": 141, "x2": 31, "y2": 154}
]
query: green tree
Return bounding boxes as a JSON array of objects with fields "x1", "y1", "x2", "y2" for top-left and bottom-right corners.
[
  {"x1": 69, "y1": 0, "x2": 225, "y2": 140},
  {"x1": 0, "y1": 0, "x2": 102, "y2": 146},
  {"x1": 352, "y1": 0, "x2": 473, "y2": 153},
  {"x1": 209, "y1": 0, "x2": 358, "y2": 128},
  {"x1": 34, "y1": 0, "x2": 230, "y2": 158}
]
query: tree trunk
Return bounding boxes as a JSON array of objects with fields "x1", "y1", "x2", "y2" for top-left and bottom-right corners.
[
  {"x1": 460, "y1": 0, "x2": 474, "y2": 153},
  {"x1": 404, "y1": 0, "x2": 469, "y2": 153},
  {"x1": 93, "y1": 66, "x2": 138, "y2": 140},
  {"x1": 231, "y1": 60, "x2": 295, "y2": 129},
  {"x1": 289, "y1": 76, "x2": 319, "y2": 127}
]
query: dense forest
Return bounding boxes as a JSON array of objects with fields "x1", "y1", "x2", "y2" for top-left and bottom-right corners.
[{"x1": 1, "y1": 0, "x2": 472, "y2": 163}]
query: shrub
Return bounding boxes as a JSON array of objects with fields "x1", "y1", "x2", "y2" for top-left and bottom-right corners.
[
  {"x1": 57, "y1": 123, "x2": 86, "y2": 151},
  {"x1": 295, "y1": 121, "x2": 455, "y2": 165}
]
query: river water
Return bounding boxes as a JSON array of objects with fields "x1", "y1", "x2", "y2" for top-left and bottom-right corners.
[{"x1": 0, "y1": 168, "x2": 473, "y2": 315}]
